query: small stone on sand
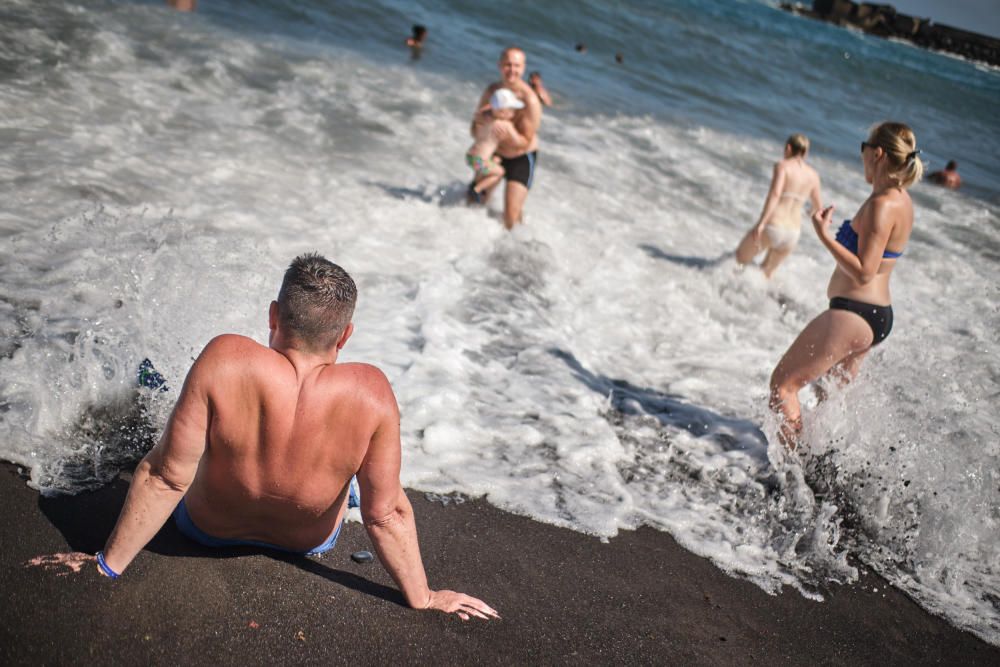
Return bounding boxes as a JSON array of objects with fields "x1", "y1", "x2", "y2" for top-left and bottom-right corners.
[{"x1": 351, "y1": 550, "x2": 374, "y2": 564}]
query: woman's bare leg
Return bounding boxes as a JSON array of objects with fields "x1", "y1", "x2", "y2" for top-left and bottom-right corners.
[
  {"x1": 769, "y1": 309, "x2": 873, "y2": 449},
  {"x1": 760, "y1": 245, "x2": 793, "y2": 278},
  {"x1": 824, "y1": 347, "x2": 870, "y2": 391},
  {"x1": 735, "y1": 226, "x2": 765, "y2": 266}
]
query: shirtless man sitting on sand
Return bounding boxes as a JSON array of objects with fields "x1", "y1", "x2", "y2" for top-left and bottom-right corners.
[{"x1": 95, "y1": 253, "x2": 497, "y2": 621}]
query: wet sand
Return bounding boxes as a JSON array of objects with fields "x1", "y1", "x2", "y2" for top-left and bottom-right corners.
[{"x1": 1, "y1": 462, "x2": 997, "y2": 665}]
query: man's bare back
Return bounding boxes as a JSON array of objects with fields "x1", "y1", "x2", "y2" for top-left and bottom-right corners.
[{"x1": 181, "y1": 334, "x2": 390, "y2": 551}]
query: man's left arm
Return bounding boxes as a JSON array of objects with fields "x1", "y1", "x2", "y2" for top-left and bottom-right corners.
[
  {"x1": 100, "y1": 348, "x2": 214, "y2": 575},
  {"x1": 513, "y1": 79, "x2": 541, "y2": 145}
]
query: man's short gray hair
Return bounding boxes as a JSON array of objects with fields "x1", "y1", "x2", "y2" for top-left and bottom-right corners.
[{"x1": 277, "y1": 253, "x2": 357, "y2": 351}]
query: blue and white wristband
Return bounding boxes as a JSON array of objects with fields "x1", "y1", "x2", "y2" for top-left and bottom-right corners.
[{"x1": 95, "y1": 551, "x2": 121, "y2": 579}]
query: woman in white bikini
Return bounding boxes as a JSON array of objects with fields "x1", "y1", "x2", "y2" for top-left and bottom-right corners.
[{"x1": 735, "y1": 134, "x2": 822, "y2": 278}]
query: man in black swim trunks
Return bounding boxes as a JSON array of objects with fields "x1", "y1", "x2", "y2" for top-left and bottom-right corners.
[{"x1": 470, "y1": 46, "x2": 542, "y2": 230}]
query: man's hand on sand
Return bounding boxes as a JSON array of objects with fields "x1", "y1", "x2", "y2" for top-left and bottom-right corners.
[
  {"x1": 25, "y1": 552, "x2": 95, "y2": 576},
  {"x1": 425, "y1": 590, "x2": 500, "y2": 621}
]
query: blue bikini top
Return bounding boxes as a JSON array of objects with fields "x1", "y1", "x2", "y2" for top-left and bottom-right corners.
[{"x1": 835, "y1": 220, "x2": 903, "y2": 259}]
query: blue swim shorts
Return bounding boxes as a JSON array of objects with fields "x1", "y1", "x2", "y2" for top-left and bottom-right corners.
[{"x1": 173, "y1": 478, "x2": 360, "y2": 556}]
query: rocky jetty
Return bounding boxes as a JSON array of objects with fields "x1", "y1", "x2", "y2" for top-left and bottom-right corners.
[{"x1": 781, "y1": 1, "x2": 1000, "y2": 67}]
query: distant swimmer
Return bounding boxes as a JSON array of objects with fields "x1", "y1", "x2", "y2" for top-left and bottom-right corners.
[
  {"x1": 770, "y1": 123, "x2": 922, "y2": 449},
  {"x1": 528, "y1": 72, "x2": 552, "y2": 107},
  {"x1": 470, "y1": 47, "x2": 543, "y2": 230},
  {"x1": 735, "y1": 134, "x2": 822, "y2": 278},
  {"x1": 406, "y1": 24, "x2": 427, "y2": 58},
  {"x1": 466, "y1": 88, "x2": 527, "y2": 204},
  {"x1": 96, "y1": 254, "x2": 499, "y2": 621},
  {"x1": 615, "y1": 52, "x2": 624, "y2": 64},
  {"x1": 928, "y1": 160, "x2": 961, "y2": 189},
  {"x1": 575, "y1": 43, "x2": 587, "y2": 54}
]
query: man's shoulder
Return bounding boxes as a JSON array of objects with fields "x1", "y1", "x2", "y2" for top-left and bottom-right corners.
[
  {"x1": 477, "y1": 81, "x2": 502, "y2": 102},
  {"x1": 512, "y1": 81, "x2": 541, "y2": 111},
  {"x1": 193, "y1": 335, "x2": 276, "y2": 376},
  {"x1": 325, "y1": 363, "x2": 397, "y2": 409},
  {"x1": 181, "y1": 335, "x2": 276, "y2": 396},
  {"x1": 331, "y1": 361, "x2": 389, "y2": 380},
  {"x1": 201, "y1": 333, "x2": 269, "y2": 358}
]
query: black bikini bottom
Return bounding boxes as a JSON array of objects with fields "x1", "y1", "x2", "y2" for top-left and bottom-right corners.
[{"x1": 829, "y1": 297, "x2": 893, "y2": 345}]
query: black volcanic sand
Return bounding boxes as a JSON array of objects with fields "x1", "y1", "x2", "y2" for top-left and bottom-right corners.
[{"x1": 1, "y1": 463, "x2": 997, "y2": 665}]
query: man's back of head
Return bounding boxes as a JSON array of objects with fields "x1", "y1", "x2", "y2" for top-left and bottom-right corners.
[{"x1": 277, "y1": 254, "x2": 357, "y2": 352}]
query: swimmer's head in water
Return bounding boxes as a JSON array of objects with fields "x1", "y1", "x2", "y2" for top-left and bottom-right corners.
[
  {"x1": 276, "y1": 253, "x2": 357, "y2": 352},
  {"x1": 786, "y1": 133, "x2": 809, "y2": 157},
  {"x1": 490, "y1": 88, "x2": 525, "y2": 113},
  {"x1": 946, "y1": 160, "x2": 957, "y2": 170},
  {"x1": 866, "y1": 121, "x2": 924, "y2": 188},
  {"x1": 412, "y1": 25, "x2": 427, "y2": 41},
  {"x1": 498, "y1": 47, "x2": 525, "y2": 84}
]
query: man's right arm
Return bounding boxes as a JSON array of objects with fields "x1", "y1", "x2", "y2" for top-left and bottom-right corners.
[
  {"x1": 356, "y1": 370, "x2": 498, "y2": 621},
  {"x1": 100, "y1": 338, "x2": 220, "y2": 574},
  {"x1": 470, "y1": 85, "x2": 495, "y2": 137}
]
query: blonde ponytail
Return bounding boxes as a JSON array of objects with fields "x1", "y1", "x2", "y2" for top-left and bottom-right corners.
[
  {"x1": 868, "y1": 122, "x2": 923, "y2": 189},
  {"x1": 786, "y1": 133, "x2": 809, "y2": 157}
]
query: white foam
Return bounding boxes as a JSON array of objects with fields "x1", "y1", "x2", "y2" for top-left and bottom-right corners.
[{"x1": 0, "y1": 4, "x2": 998, "y2": 645}]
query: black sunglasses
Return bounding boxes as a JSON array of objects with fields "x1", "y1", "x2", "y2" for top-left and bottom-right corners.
[{"x1": 861, "y1": 141, "x2": 878, "y2": 154}]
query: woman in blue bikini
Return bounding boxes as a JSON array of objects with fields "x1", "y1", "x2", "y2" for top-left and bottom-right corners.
[{"x1": 769, "y1": 122, "x2": 923, "y2": 448}]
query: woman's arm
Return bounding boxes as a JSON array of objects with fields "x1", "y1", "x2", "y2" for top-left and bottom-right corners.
[
  {"x1": 812, "y1": 200, "x2": 892, "y2": 284},
  {"x1": 752, "y1": 163, "x2": 786, "y2": 241},
  {"x1": 809, "y1": 175, "x2": 822, "y2": 215}
]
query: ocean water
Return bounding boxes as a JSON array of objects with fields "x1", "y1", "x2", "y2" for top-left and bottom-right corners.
[{"x1": 2, "y1": 0, "x2": 999, "y2": 646}]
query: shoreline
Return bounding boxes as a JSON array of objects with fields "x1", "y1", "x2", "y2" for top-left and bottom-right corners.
[
  {"x1": 1, "y1": 462, "x2": 997, "y2": 664},
  {"x1": 780, "y1": 1, "x2": 1000, "y2": 67}
]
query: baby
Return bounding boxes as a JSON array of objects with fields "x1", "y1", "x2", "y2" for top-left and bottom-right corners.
[{"x1": 466, "y1": 88, "x2": 525, "y2": 203}]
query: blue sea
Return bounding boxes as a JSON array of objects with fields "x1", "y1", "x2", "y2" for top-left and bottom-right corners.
[{"x1": 1, "y1": 0, "x2": 998, "y2": 646}]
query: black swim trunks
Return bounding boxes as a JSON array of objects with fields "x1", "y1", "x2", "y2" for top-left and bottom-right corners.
[
  {"x1": 829, "y1": 297, "x2": 894, "y2": 345},
  {"x1": 500, "y1": 151, "x2": 538, "y2": 189}
]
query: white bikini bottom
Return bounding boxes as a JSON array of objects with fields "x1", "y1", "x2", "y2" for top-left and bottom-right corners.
[{"x1": 764, "y1": 224, "x2": 801, "y2": 251}]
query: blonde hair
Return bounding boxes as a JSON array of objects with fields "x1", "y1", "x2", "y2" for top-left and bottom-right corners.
[
  {"x1": 786, "y1": 133, "x2": 809, "y2": 157},
  {"x1": 868, "y1": 122, "x2": 924, "y2": 188}
]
